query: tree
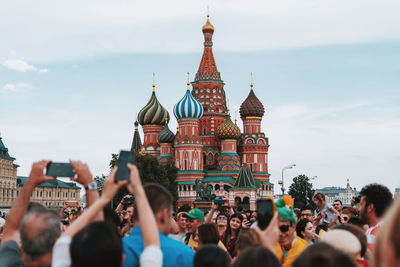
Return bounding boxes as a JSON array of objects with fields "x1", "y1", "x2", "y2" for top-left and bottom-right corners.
[
  {"x1": 288, "y1": 174, "x2": 315, "y2": 209},
  {"x1": 108, "y1": 153, "x2": 178, "y2": 206}
]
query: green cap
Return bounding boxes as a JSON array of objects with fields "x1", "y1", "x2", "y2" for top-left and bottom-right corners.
[{"x1": 183, "y1": 208, "x2": 205, "y2": 221}]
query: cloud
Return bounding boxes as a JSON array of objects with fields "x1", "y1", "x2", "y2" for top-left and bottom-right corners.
[
  {"x1": 2, "y1": 59, "x2": 37, "y2": 72},
  {"x1": 1, "y1": 58, "x2": 48, "y2": 73},
  {"x1": 2, "y1": 82, "x2": 32, "y2": 92}
]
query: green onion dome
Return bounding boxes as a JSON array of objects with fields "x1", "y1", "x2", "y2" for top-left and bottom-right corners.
[
  {"x1": 138, "y1": 89, "x2": 170, "y2": 126},
  {"x1": 239, "y1": 84, "x2": 265, "y2": 118},
  {"x1": 217, "y1": 113, "x2": 241, "y2": 139},
  {"x1": 157, "y1": 124, "x2": 175, "y2": 143}
]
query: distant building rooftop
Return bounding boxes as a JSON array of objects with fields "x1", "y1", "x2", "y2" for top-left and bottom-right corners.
[{"x1": 17, "y1": 176, "x2": 80, "y2": 189}]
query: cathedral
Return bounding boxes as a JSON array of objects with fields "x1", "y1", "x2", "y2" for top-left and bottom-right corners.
[{"x1": 132, "y1": 16, "x2": 273, "y2": 210}]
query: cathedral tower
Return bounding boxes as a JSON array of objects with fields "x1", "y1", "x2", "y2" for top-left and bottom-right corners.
[
  {"x1": 191, "y1": 16, "x2": 227, "y2": 169},
  {"x1": 137, "y1": 84, "x2": 170, "y2": 157},
  {"x1": 238, "y1": 82, "x2": 270, "y2": 182},
  {"x1": 174, "y1": 80, "x2": 204, "y2": 203}
]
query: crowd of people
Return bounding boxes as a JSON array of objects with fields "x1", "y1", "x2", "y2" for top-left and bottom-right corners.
[{"x1": 0, "y1": 160, "x2": 399, "y2": 267}]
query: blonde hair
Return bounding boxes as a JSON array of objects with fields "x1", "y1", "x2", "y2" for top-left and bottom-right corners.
[{"x1": 374, "y1": 198, "x2": 400, "y2": 267}]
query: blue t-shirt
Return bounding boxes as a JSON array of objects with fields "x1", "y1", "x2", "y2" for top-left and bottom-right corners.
[{"x1": 123, "y1": 227, "x2": 194, "y2": 267}]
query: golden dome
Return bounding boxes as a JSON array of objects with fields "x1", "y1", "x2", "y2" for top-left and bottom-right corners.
[{"x1": 202, "y1": 15, "x2": 214, "y2": 33}]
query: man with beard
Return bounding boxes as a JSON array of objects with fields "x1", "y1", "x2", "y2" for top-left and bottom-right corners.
[{"x1": 359, "y1": 183, "x2": 393, "y2": 250}]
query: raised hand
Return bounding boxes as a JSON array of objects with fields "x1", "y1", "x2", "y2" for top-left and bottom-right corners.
[
  {"x1": 70, "y1": 160, "x2": 94, "y2": 187},
  {"x1": 27, "y1": 160, "x2": 55, "y2": 186},
  {"x1": 102, "y1": 167, "x2": 128, "y2": 201}
]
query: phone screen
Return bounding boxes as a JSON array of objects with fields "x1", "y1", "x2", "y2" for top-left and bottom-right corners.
[
  {"x1": 46, "y1": 163, "x2": 75, "y2": 178},
  {"x1": 115, "y1": 151, "x2": 136, "y2": 182},
  {"x1": 256, "y1": 199, "x2": 274, "y2": 230}
]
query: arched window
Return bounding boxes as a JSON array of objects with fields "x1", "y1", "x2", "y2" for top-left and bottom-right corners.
[
  {"x1": 215, "y1": 184, "x2": 220, "y2": 191},
  {"x1": 183, "y1": 185, "x2": 187, "y2": 191}
]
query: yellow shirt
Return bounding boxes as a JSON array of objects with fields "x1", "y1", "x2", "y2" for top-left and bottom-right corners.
[
  {"x1": 275, "y1": 237, "x2": 309, "y2": 267},
  {"x1": 187, "y1": 234, "x2": 227, "y2": 251}
]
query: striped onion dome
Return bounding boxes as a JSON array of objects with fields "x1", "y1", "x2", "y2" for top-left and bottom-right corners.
[
  {"x1": 217, "y1": 113, "x2": 241, "y2": 139},
  {"x1": 157, "y1": 124, "x2": 175, "y2": 143},
  {"x1": 174, "y1": 88, "x2": 204, "y2": 120},
  {"x1": 239, "y1": 84, "x2": 265, "y2": 118},
  {"x1": 138, "y1": 90, "x2": 170, "y2": 126}
]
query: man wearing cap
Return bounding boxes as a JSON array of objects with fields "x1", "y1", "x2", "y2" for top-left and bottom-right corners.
[
  {"x1": 275, "y1": 198, "x2": 308, "y2": 267},
  {"x1": 183, "y1": 208, "x2": 226, "y2": 251}
]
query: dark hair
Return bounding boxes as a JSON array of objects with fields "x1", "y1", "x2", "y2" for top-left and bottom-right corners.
[
  {"x1": 347, "y1": 217, "x2": 366, "y2": 228},
  {"x1": 333, "y1": 199, "x2": 343, "y2": 205},
  {"x1": 360, "y1": 183, "x2": 393, "y2": 217},
  {"x1": 20, "y1": 211, "x2": 61, "y2": 260},
  {"x1": 198, "y1": 223, "x2": 220, "y2": 245},
  {"x1": 232, "y1": 246, "x2": 280, "y2": 267},
  {"x1": 300, "y1": 205, "x2": 314, "y2": 213},
  {"x1": 103, "y1": 206, "x2": 121, "y2": 230},
  {"x1": 334, "y1": 224, "x2": 368, "y2": 257},
  {"x1": 143, "y1": 183, "x2": 173, "y2": 215},
  {"x1": 296, "y1": 218, "x2": 311, "y2": 239},
  {"x1": 70, "y1": 222, "x2": 122, "y2": 267},
  {"x1": 194, "y1": 245, "x2": 230, "y2": 267},
  {"x1": 293, "y1": 243, "x2": 356, "y2": 267},
  {"x1": 27, "y1": 202, "x2": 48, "y2": 213}
]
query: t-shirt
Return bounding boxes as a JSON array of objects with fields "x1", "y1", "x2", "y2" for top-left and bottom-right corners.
[
  {"x1": 0, "y1": 240, "x2": 24, "y2": 267},
  {"x1": 366, "y1": 221, "x2": 383, "y2": 251},
  {"x1": 320, "y1": 204, "x2": 335, "y2": 224},
  {"x1": 275, "y1": 237, "x2": 309, "y2": 267},
  {"x1": 123, "y1": 227, "x2": 194, "y2": 267}
]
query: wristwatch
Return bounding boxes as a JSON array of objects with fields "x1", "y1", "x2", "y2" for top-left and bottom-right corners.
[{"x1": 85, "y1": 182, "x2": 98, "y2": 191}]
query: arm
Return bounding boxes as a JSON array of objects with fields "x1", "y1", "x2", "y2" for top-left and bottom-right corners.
[
  {"x1": 65, "y1": 168, "x2": 127, "y2": 237},
  {"x1": 205, "y1": 203, "x2": 218, "y2": 223},
  {"x1": 70, "y1": 161, "x2": 98, "y2": 206},
  {"x1": 254, "y1": 213, "x2": 279, "y2": 253},
  {"x1": 2, "y1": 160, "x2": 53, "y2": 244},
  {"x1": 126, "y1": 164, "x2": 159, "y2": 248}
]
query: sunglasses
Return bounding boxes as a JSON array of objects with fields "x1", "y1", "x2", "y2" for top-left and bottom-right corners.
[{"x1": 279, "y1": 225, "x2": 290, "y2": 233}]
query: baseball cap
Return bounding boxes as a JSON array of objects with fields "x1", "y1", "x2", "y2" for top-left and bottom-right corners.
[{"x1": 183, "y1": 208, "x2": 205, "y2": 221}]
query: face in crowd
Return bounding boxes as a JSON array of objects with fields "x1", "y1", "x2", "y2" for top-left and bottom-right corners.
[
  {"x1": 216, "y1": 214, "x2": 228, "y2": 227},
  {"x1": 279, "y1": 221, "x2": 296, "y2": 249},
  {"x1": 333, "y1": 200, "x2": 343, "y2": 212},
  {"x1": 177, "y1": 215, "x2": 187, "y2": 230},
  {"x1": 300, "y1": 209, "x2": 314, "y2": 221},
  {"x1": 186, "y1": 218, "x2": 203, "y2": 234},
  {"x1": 229, "y1": 216, "x2": 242, "y2": 231}
]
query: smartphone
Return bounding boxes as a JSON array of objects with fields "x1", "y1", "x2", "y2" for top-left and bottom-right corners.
[
  {"x1": 213, "y1": 198, "x2": 225, "y2": 206},
  {"x1": 256, "y1": 199, "x2": 274, "y2": 230},
  {"x1": 46, "y1": 163, "x2": 75, "y2": 178},
  {"x1": 115, "y1": 150, "x2": 136, "y2": 182}
]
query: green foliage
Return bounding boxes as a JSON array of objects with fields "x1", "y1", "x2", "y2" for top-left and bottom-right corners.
[
  {"x1": 288, "y1": 175, "x2": 315, "y2": 209},
  {"x1": 108, "y1": 153, "x2": 178, "y2": 207},
  {"x1": 94, "y1": 174, "x2": 106, "y2": 192}
]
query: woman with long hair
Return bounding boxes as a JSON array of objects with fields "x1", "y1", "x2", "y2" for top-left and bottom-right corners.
[{"x1": 222, "y1": 213, "x2": 243, "y2": 257}]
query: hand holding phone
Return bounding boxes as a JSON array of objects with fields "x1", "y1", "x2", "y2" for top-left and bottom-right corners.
[
  {"x1": 257, "y1": 199, "x2": 274, "y2": 230},
  {"x1": 115, "y1": 151, "x2": 136, "y2": 182}
]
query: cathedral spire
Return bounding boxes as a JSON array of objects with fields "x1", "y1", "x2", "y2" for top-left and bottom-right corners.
[
  {"x1": 131, "y1": 120, "x2": 142, "y2": 153},
  {"x1": 195, "y1": 15, "x2": 220, "y2": 81}
]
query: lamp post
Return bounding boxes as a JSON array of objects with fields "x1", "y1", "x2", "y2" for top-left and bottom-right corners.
[{"x1": 279, "y1": 164, "x2": 296, "y2": 195}]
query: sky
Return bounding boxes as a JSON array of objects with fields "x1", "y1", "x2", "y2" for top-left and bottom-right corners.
[{"x1": 1, "y1": 0, "x2": 400, "y2": 194}]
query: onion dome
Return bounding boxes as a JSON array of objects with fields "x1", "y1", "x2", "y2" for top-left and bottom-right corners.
[
  {"x1": 217, "y1": 112, "x2": 241, "y2": 139},
  {"x1": 239, "y1": 83, "x2": 265, "y2": 118},
  {"x1": 174, "y1": 82, "x2": 204, "y2": 120},
  {"x1": 138, "y1": 85, "x2": 170, "y2": 125},
  {"x1": 202, "y1": 15, "x2": 214, "y2": 33},
  {"x1": 157, "y1": 124, "x2": 175, "y2": 143}
]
